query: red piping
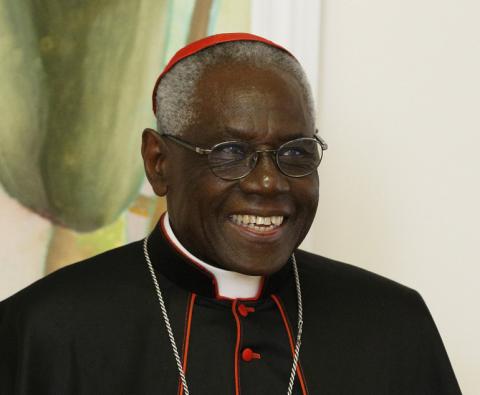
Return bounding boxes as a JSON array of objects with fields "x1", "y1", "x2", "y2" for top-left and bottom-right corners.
[
  {"x1": 271, "y1": 294, "x2": 309, "y2": 395},
  {"x1": 160, "y1": 214, "x2": 218, "y2": 289},
  {"x1": 178, "y1": 293, "x2": 196, "y2": 395},
  {"x1": 232, "y1": 300, "x2": 242, "y2": 395},
  {"x1": 159, "y1": 213, "x2": 264, "y2": 301}
]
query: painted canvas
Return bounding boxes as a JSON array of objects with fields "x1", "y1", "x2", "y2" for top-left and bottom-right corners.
[{"x1": 0, "y1": 0, "x2": 251, "y2": 299}]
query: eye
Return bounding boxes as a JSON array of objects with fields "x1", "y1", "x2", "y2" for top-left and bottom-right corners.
[
  {"x1": 219, "y1": 144, "x2": 246, "y2": 156},
  {"x1": 280, "y1": 146, "x2": 307, "y2": 157},
  {"x1": 211, "y1": 142, "x2": 249, "y2": 161}
]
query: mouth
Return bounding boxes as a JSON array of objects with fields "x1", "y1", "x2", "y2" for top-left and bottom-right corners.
[{"x1": 228, "y1": 214, "x2": 286, "y2": 235}]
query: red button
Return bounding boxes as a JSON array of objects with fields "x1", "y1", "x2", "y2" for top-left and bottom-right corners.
[
  {"x1": 241, "y1": 348, "x2": 261, "y2": 362},
  {"x1": 238, "y1": 304, "x2": 255, "y2": 317}
]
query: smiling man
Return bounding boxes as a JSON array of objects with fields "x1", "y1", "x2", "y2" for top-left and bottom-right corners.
[{"x1": 0, "y1": 34, "x2": 461, "y2": 394}]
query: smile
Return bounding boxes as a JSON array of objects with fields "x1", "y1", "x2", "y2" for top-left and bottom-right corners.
[{"x1": 230, "y1": 214, "x2": 285, "y2": 233}]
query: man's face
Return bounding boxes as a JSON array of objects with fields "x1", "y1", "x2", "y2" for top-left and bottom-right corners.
[{"x1": 151, "y1": 62, "x2": 319, "y2": 275}]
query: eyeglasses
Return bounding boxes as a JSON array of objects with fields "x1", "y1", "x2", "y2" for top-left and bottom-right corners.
[{"x1": 156, "y1": 130, "x2": 328, "y2": 181}]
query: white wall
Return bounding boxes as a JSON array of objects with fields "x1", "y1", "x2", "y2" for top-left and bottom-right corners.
[
  {"x1": 253, "y1": 0, "x2": 479, "y2": 393},
  {"x1": 251, "y1": 0, "x2": 321, "y2": 104}
]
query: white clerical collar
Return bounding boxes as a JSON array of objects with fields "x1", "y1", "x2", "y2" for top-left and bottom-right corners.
[{"x1": 162, "y1": 213, "x2": 262, "y2": 299}]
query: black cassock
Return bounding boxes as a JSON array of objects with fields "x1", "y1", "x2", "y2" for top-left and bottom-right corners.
[{"x1": 0, "y1": 221, "x2": 462, "y2": 394}]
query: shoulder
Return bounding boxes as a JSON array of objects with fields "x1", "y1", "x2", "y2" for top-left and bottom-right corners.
[
  {"x1": 0, "y1": 239, "x2": 148, "y2": 329},
  {"x1": 295, "y1": 249, "x2": 427, "y2": 317},
  {"x1": 294, "y1": 250, "x2": 440, "y2": 356},
  {"x1": 294, "y1": 251, "x2": 461, "y2": 393}
]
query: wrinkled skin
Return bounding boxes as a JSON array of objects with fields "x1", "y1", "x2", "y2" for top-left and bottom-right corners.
[{"x1": 142, "y1": 62, "x2": 319, "y2": 275}]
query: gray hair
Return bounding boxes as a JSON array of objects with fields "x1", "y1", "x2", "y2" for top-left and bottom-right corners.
[{"x1": 155, "y1": 41, "x2": 315, "y2": 136}]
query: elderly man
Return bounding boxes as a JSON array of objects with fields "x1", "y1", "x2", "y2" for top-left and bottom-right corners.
[{"x1": 0, "y1": 33, "x2": 461, "y2": 394}]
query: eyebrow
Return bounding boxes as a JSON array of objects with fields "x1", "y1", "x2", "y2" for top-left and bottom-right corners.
[{"x1": 219, "y1": 127, "x2": 254, "y2": 140}]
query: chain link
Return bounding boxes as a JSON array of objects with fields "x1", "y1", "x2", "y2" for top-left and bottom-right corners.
[
  {"x1": 143, "y1": 236, "x2": 303, "y2": 395},
  {"x1": 143, "y1": 237, "x2": 190, "y2": 394}
]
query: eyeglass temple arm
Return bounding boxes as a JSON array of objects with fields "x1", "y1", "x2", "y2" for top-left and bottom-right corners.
[
  {"x1": 157, "y1": 130, "x2": 327, "y2": 153},
  {"x1": 314, "y1": 130, "x2": 328, "y2": 150},
  {"x1": 158, "y1": 132, "x2": 211, "y2": 155}
]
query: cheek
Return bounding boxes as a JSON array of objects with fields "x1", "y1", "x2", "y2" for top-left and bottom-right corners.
[
  {"x1": 173, "y1": 154, "x2": 210, "y2": 183},
  {"x1": 294, "y1": 176, "x2": 319, "y2": 213},
  {"x1": 169, "y1": 154, "x2": 213, "y2": 199},
  {"x1": 181, "y1": 171, "x2": 235, "y2": 221},
  {"x1": 167, "y1": 156, "x2": 208, "y2": 219}
]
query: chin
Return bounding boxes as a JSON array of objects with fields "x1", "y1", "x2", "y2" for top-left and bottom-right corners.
[
  {"x1": 220, "y1": 252, "x2": 290, "y2": 276},
  {"x1": 216, "y1": 218, "x2": 297, "y2": 275}
]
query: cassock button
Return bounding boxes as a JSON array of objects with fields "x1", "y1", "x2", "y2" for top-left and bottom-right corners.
[
  {"x1": 238, "y1": 304, "x2": 255, "y2": 317},
  {"x1": 241, "y1": 348, "x2": 261, "y2": 362}
]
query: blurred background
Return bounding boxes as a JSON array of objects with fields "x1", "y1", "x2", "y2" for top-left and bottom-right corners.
[{"x1": 0, "y1": 0, "x2": 478, "y2": 392}]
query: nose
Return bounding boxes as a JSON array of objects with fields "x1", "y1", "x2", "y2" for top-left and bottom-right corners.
[{"x1": 239, "y1": 152, "x2": 290, "y2": 195}]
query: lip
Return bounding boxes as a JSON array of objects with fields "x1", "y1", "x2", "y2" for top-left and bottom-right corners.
[
  {"x1": 226, "y1": 206, "x2": 291, "y2": 218},
  {"x1": 226, "y1": 216, "x2": 287, "y2": 243}
]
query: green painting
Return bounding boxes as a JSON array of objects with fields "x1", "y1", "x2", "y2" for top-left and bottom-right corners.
[{"x1": 0, "y1": 0, "x2": 251, "y2": 275}]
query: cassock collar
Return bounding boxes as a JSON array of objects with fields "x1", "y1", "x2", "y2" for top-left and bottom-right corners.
[
  {"x1": 146, "y1": 213, "x2": 292, "y2": 301},
  {"x1": 162, "y1": 213, "x2": 262, "y2": 299}
]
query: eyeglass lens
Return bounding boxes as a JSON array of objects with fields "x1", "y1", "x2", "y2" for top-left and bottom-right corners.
[{"x1": 208, "y1": 138, "x2": 323, "y2": 180}]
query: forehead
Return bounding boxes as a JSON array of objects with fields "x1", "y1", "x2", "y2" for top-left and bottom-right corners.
[{"x1": 186, "y1": 62, "x2": 313, "y2": 143}]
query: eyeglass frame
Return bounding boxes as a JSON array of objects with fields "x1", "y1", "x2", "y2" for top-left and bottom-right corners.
[{"x1": 154, "y1": 129, "x2": 328, "y2": 180}]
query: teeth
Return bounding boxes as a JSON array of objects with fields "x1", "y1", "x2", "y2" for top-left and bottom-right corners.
[{"x1": 231, "y1": 214, "x2": 285, "y2": 228}]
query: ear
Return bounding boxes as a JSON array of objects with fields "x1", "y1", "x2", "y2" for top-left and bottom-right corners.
[{"x1": 141, "y1": 128, "x2": 169, "y2": 196}]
